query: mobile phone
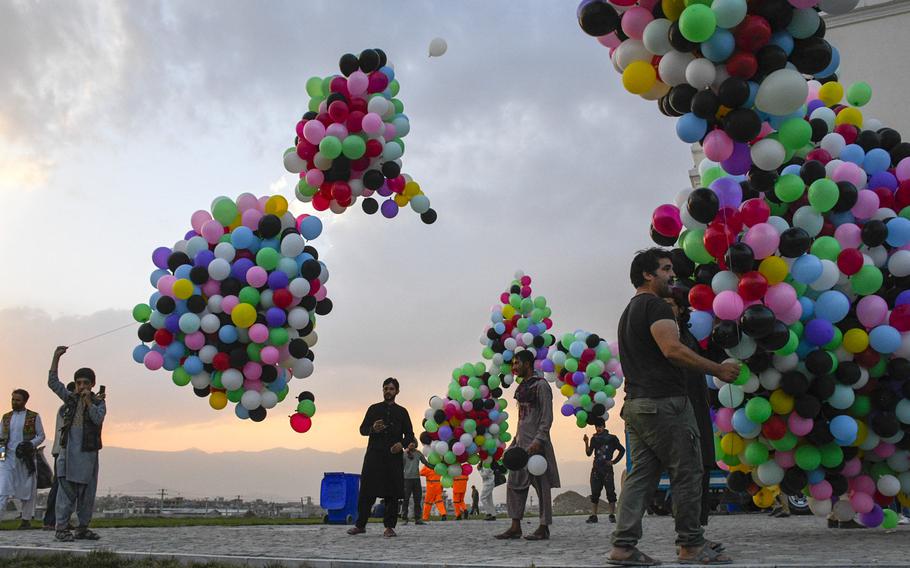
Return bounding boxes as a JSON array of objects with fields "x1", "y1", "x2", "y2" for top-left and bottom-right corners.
[{"x1": 99, "y1": 385, "x2": 106, "y2": 395}]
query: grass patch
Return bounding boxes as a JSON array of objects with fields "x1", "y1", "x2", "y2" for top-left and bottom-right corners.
[
  {"x1": 0, "y1": 517, "x2": 325, "y2": 531},
  {"x1": 0, "y1": 550, "x2": 297, "y2": 567}
]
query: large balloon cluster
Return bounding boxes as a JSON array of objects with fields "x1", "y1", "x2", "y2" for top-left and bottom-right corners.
[
  {"x1": 282, "y1": 48, "x2": 437, "y2": 224},
  {"x1": 131, "y1": 194, "x2": 332, "y2": 428},
  {"x1": 545, "y1": 331, "x2": 624, "y2": 428},
  {"x1": 580, "y1": 0, "x2": 910, "y2": 528},
  {"x1": 420, "y1": 362, "x2": 512, "y2": 488},
  {"x1": 479, "y1": 271, "x2": 557, "y2": 388}
]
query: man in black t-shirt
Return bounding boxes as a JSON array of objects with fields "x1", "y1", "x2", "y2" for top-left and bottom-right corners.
[
  {"x1": 584, "y1": 417, "x2": 624, "y2": 524},
  {"x1": 607, "y1": 248, "x2": 739, "y2": 567}
]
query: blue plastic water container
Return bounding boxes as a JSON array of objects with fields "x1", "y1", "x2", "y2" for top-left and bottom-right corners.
[{"x1": 320, "y1": 472, "x2": 360, "y2": 524}]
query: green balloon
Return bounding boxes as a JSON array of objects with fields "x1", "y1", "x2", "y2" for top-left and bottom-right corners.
[
  {"x1": 389, "y1": 79, "x2": 400, "y2": 97},
  {"x1": 775, "y1": 174, "x2": 805, "y2": 203},
  {"x1": 172, "y1": 367, "x2": 191, "y2": 387},
  {"x1": 771, "y1": 431, "x2": 798, "y2": 452},
  {"x1": 488, "y1": 376, "x2": 501, "y2": 390},
  {"x1": 211, "y1": 197, "x2": 238, "y2": 226},
  {"x1": 520, "y1": 297, "x2": 533, "y2": 314},
  {"x1": 851, "y1": 265, "x2": 883, "y2": 296},
  {"x1": 473, "y1": 362, "x2": 486, "y2": 376},
  {"x1": 308, "y1": 98, "x2": 321, "y2": 113},
  {"x1": 424, "y1": 421, "x2": 439, "y2": 433},
  {"x1": 246, "y1": 343, "x2": 261, "y2": 363},
  {"x1": 734, "y1": 364, "x2": 751, "y2": 386},
  {"x1": 132, "y1": 303, "x2": 151, "y2": 323},
  {"x1": 516, "y1": 318, "x2": 530, "y2": 332},
  {"x1": 775, "y1": 330, "x2": 799, "y2": 356},
  {"x1": 869, "y1": 356, "x2": 889, "y2": 378},
  {"x1": 575, "y1": 410, "x2": 588, "y2": 424},
  {"x1": 701, "y1": 166, "x2": 725, "y2": 187},
  {"x1": 305, "y1": 76, "x2": 324, "y2": 98},
  {"x1": 468, "y1": 377, "x2": 483, "y2": 389},
  {"x1": 778, "y1": 117, "x2": 812, "y2": 150},
  {"x1": 808, "y1": 178, "x2": 839, "y2": 212},
  {"x1": 810, "y1": 236, "x2": 841, "y2": 261},
  {"x1": 434, "y1": 463, "x2": 447, "y2": 476},
  {"x1": 823, "y1": 328, "x2": 843, "y2": 351},
  {"x1": 296, "y1": 179, "x2": 318, "y2": 198},
  {"x1": 794, "y1": 445, "x2": 821, "y2": 471},
  {"x1": 319, "y1": 136, "x2": 342, "y2": 159},
  {"x1": 226, "y1": 389, "x2": 243, "y2": 403},
  {"x1": 743, "y1": 441, "x2": 769, "y2": 465},
  {"x1": 767, "y1": 200, "x2": 789, "y2": 217},
  {"x1": 882, "y1": 509, "x2": 899, "y2": 529},
  {"x1": 679, "y1": 4, "x2": 717, "y2": 42},
  {"x1": 277, "y1": 386, "x2": 289, "y2": 402},
  {"x1": 586, "y1": 361, "x2": 605, "y2": 378},
  {"x1": 603, "y1": 385, "x2": 617, "y2": 398},
  {"x1": 297, "y1": 400, "x2": 316, "y2": 417},
  {"x1": 561, "y1": 333, "x2": 575, "y2": 349},
  {"x1": 444, "y1": 451, "x2": 456, "y2": 465},
  {"x1": 564, "y1": 358, "x2": 579, "y2": 373},
  {"x1": 681, "y1": 229, "x2": 714, "y2": 264},
  {"x1": 818, "y1": 443, "x2": 843, "y2": 469},
  {"x1": 269, "y1": 327, "x2": 289, "y2": 346},
  {"x1": 533, "y1": 296, "x2": 547, "y2": 309},
  {"x1": 722, "y1": 453, "x2": 741, "y2": 467},
  {"x1": 745, "y1": 397, "x2": 772, "y2": 423},
  {"x1": 463, "y1": 419, "x2": 477, "y2": 433},
  {"x1": 256, "y1": 248, "x2": 280, "y2": 270},
  {"x1": 392, "y1": 99, "x2": 404, "y2": 114},
  {"x1": 321, "y1": 76, "x2": 333, "y2": 98},
  {"x1": 238, "y1": 286, "x2": 260, "y2": 306},
  {"x1": 846, "y1": 81, "x2": 872, "y2": 107},
  {"x1": 341, "y1": 135, "x2": 366, "y2": 159},
  {"x1": 427, "y1": 451, "x2": 441, "y2": 465},
  {"x1": 589, "y1": 377, "x2": 606, "y2": 392},
  {"x1": 210, "y1": 372, "x2": 224, "y2": 389},
  {"x1": 596, "y1": 345, "x2": 612, "y2": 362}
]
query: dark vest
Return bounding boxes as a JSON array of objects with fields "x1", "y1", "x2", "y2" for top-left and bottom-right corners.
[
  {"x1": 60, "y1": 395, "x2": 103, "y2": 452},
  {"x1": 0, "y1": 410, "x2": 38, "y2": 445}
]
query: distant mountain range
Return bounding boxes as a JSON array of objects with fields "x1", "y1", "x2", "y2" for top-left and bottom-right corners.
[{"x1": 95, "y1": 446, "x2": 602, "y2": 503}]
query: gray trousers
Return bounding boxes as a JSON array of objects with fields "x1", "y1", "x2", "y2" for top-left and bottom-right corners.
[
  {"x1": 507, "y1": 475, "x2": 552, "y2": 526},
  {"x1": 612, "y1": 396, "x2": 704, "y2": 549},
  {"x1": 55, "y1": 477, "x2": 97, "y2": 530},
  {"x1": 401, "y1": 478, "x2": 422, "y2": 520}
]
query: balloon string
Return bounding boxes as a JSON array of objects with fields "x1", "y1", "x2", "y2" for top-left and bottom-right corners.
[{"x1": 68, "y1": 322, "x2": 137, "y2": 347}]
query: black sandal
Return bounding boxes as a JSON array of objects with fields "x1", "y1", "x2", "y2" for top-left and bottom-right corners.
[
  {"x1": 607, "y1": 547, "x2": 662, "y2": 566},
  {"x1": 678, "y1": 544, "x2": 732, "y2": 565},
  {"x1": 54, "y1": 530, "x2": 74, "y2": 542},
  {"x1": 494, "y1": 530, "x2": 522, "y2": 540},
  {"x1": 74, "y1": 528, "x2": 100, "y2": 540},
  {"x1": 524, "y1": 526, "x2": 549, "y2": 541}
]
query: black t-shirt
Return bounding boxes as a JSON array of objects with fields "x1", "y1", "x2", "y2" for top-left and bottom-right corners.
[
  {"x1": 618, "y1": 293, "x2": 685, "y2": 399},
  {"x1": 591, "y1": 431, "x2": 623, "y2": 472}
]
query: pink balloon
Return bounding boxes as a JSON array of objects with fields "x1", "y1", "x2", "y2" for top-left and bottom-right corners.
[
  {"x1": 156, "y1": 275, "x2": 177, "y2": 297},
  {"x1": 851, "y1": 475, "x2": 875, "y2": 495},
  {"x1": 703, "y1": 130, "x2": 734, "y2": 162},
  {"x1": 715, "y1": 407, "x2": 735, "y2": 433},
  {"x1": 243, "y1": 362, "x2": 262, "y2": 380},
  {"x1": 834, "y1": 223, "x2": 862, "y2": 249},
  {"x1": 236, "y1": 193, "x2": 259, "y2": 212},
  {"x1": 851, "y1": 189, "x2": 880, "y2": 219},
  {"x1": 201, "y1": 220, "x2": 225, "y2": 245},
  {"x1": 361, "y1": 113, "x2": 384, "y2": 135},
  {"x1": 809, "y1": 480, "x2": 833, "y2": 500},
  {"x1": 765, "y1": 283, "x2": 798, "y2": 315},
  {"x1": 191, "y1": 210, "x2": 213, "y2": 234},
  {"x1": 248, "y1": 323, "x2": 269, "y2": 344},
  {"x1": 841, "y1": 457, "x2": 862, "y2": 477},
  {"x1": 325, "y1": 123, "x2": 348, "y2": 139},
  {"x1": 314, "y1": 286, "x2": 328, "y2": 301},
  {"x1": 774, "y1": 450, "x2": 795, "y2": 468},
  {"x1": 243, "y1": 379, "x2": 263, "y2": 392},
  {"x1": 743, "y1": 223, "x2": 781, "y2": 259},
  {"x1": 621, "y1": 7, "x2": 653, "y2": 39},
  {"x1": 241, "y1": 209, "x2": 263, "y2": 230},
  {"x1": 778, "y1": 300, "x2": 804, "y2": 325},
  {"x1": 596, "y1": 32, "x2": 621, "y2": 49},
  {"x1": 201, "y1": 279, "x2": 220, "y2": 298},
  {"x1": 788, "y1": 0, "x2": 819, "y2": 7},
  {"x1": 246, "y1": 266, "x2": 268, "y2": 288},
  {"x1": 787, "y1": 413, "x2": 814, "y2": 436},
  {"x1": 185, "y1": 332, "x2": 205, "y2": 351},
  {"x1": 221, "y1": 295, "x2": 239, "y2": 314},
  {"x1": 856, "y1": 295, "x2": 888, "y2": 327},
  {"x1": 832, "y1": 162, "x2": 867, "y2": 189},
  {"x1": 713, "y1": 290, "x2": 745, "y2": 320},
  {"x1": 305, "y1": 168, "x2": 325, "y2": 188},
  {"x1": 873, "y1": 441, "x2": 896, "y2": 458},
  {"x1": 652, "y1": 204, "x2": 682, "y2": 237},
  {"x1": 896, "y1": 157, "x2": 910, "y2": 182},
  {"x1": 347, "y1": 70, "x2": 368, "y2": 96},
  {"x1": 260, "y1": 346, "x2": 280, "y2": 365},
  {"x1": 849, "y1": 491, "x2": 874, "y2": 514},
  {"x1": 144, "y1": 351, "x2": 164, "y2": 371},
  {"x1": 302, "y1": 120, "x2": 326, "y2": 144}
]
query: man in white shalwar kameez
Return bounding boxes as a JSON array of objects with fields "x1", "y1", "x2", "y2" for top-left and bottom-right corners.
[{"x1": 0, "y1": 389, "x2": 45, "y2": 529}]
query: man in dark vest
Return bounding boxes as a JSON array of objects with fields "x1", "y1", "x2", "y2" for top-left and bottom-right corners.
[
  {"x1": 48, "y1": 346, "x2": 106, "y2": 542},
  {"x1": 0, "y1": 389, "x2": 45, "y2": 528},
  {"x1": 347, "y1": 377, "x2": 415, "y2": 538}
]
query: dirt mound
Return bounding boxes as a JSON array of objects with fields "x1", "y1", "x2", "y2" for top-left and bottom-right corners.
[{"x1": 552, "y1": 490, "x2": 608, "y2": 515}]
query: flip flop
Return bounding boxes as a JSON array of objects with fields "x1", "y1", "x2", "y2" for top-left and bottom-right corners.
[
  {"x1": 606, "y1": 548, "x2": 662, "y2": 566},
  {"x1": 678, "y1": 544, "x2": 732, "y2": 565},
  {"x1": 707, "y1": 540, "x2": 726, "y2": 552}
]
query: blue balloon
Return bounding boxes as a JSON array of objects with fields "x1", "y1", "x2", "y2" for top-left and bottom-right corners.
[
  {"x1": 165, "y1": 341, "x2": 186, "y2": 359},
  {"x1": 806, "y1": 468, "x2": 826, "y2": 484},
  {"x1": 184, "y1": 356, "x2": 203, "y2": 375},
  {"x1": 235, "y1": 404, "x2": 250, "y2": 420},
  {"x1": 805, "y1": 318, "x2": 834, "y2": 346},
  {"x1": 886, "y1": 217, "x2": 910, "y2": 247},
  {"x1": 828, "y1": 384, "x2": 855, "y2": 410},
  {"x1": 676, "y1": 113, "x2": 708, "y2": 144},
  {"x1": 869, "y1": 325, "x2": 901, "y2": 353},
  {"x1": 781, "y1": 164, "x2": 802, "y2": 176},
  {"x1": 576, "y1": 383, "x2": 591, "y2": 395},
  {"x1": 688, "y1": 310, "x2": 714, "y2": 341},
  {"x1": 174, "y1": 264, "x2": 193, "y2": 279},
  {"x1": 745, "y1": 81, "x2": 759, "y2": 109},
  {"x1": 830, "y1": 415, "x2": 858, "y2": 444},
  {"x1": 796, "y1": 340, "x2": 814, "y2": 359},
  {"x1": 493, "y1": 322, "x2": 506, "y2": 335},
  {"x1": 732, "y1": 409, "x2": 761, "y2": 438},
  {"x1": 150, "y1": 268, "x2": 169, "y2": 288},
  {"x1": 163, "y1": 356, "x2": 179, "y2": 372},
  {"x1": 816, "y1": 46, "x2": 840, "y2": 78},
  {"x1": 829, "y1": 211, "x2": 855, "y2": 226},
  {"x1": 791, "y1": 254, "x2": 823, "y2": 284},
  {"x1": 261, "y1": 237, "x2": 279, "y2": 251},
  {"x1": 798, "y1": 297, "x2": 815, "y2": 321},
  {"x1": 769, "y1": 31, "x2": 794, "y2": 54},
  {"x1": 299, "y1": 215, "x2": 323, "y2": 240},
  {"x1": 569, "y1": 341, "x2": 585, "y2": 358},
  {"x1": 219, "y1": 325, "x2": 239, "y2": 344},
  {"x1": 132, "y1": 344, "x2": 151, "y2": 364},
  {"x1": 701, "y1": 29, "x2": 735, "y2": 62},
  {"x1": 149, "y1": 291, "x2": 162, "y2": 308},
  {"x1": 231, "y1": 226, "x2": 256, "y2": 250},
  {"x1": 863, "y1": 148, "x2": 891, "y2": 174},
  {"x1": 815, "y1": 290, "x2": 850, "y2": 322},
  {"x1": 840, "y1": 144, "x2": 865, "y2": 166}
]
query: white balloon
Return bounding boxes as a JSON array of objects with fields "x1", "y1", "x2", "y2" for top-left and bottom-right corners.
[
  {"x1": 222, "y1": 369, "x2": 243, "y2": 391},
  {"x1": 819, "y1": 0, "x2": 860, "y2": 15},
  {"x1": 287, "y1": 307, "x2": 310, "y2": 329},
  {"x1": 281, "y1": 234, "x2": 306, "y2": 258},
  {"x1": 751, "y1": 138, "x2": 786, "y2": 171},
  {"x1": 718, "y1": 384, "x2": 744, "y2": 408},
  {"x1": 303, "y1": 331, "x2": 318, "y2": 347},
  {"x1": 200, "y1": 314, "x2": 221, "y2": 333},
  {"x1": 186, "y1": 236, "x2": 209, "y2": 259},
  {"x1": 206, "y1": 295, "x2": 224, "y2": 314},
  {"x1": 614, "y1": 39, "x2": 653, "y2": 71},
  {"x1": 773, "y1": 352, "x2": 799, "y2": 372},
  {"x1": 199, "y1": 345, "x2": 218, "y2": 364},
  {"x1": 172, "y1": 239, "x2": 188, "y2": 254},
  {"x1": 877, "y1": 474, "x2": 901, "y2": 496},
  {"x1": 792, "y1": 206, "x2": 823, "y2": 237},
  {"x1": 756, "y1": 461, "x2": 784, "y2": 486},
  {"x1": 284, "y1": 149, "x2": 306, "y2": 173},
  {"x1": 755, "y1": 69, "x2": 807, "y2": 116},
  {"x1": 820, "y1": 132, "x2": 845, "y2": 157},
  {"x1": 527, "y1": 455, "x2": 548, "y2": 476},
  {"x1": 207, "y1": 258, "x2": 231, "y2": 281},
  {"x1": 832, "y1": 499, "x2": 855, "y2": 522},
  {"x1": 241, "y1": 390, "x2": 262, "y2": 410},
  {"x1": 428, "y1": 37, "x2": 448, "y2": 57},
  {"x1": 658, "y1": 50, "x2": 695, "y2": 87},
  {"x1": 260, "y1": 391, "x2": 278, "y2": 409},
  {"x1": 190, "y1": 372, "x2": 211, "y2": 389},
  {"x1": 809, "y1": 259, "x2": 839, "y2": 291},
  {"x1": 712, "y1": 271, "x2": 740, "y2": 293},
  {"x1": 410, "y1": 194, "x2": 431, "y2": 214},
  {"x1": 292, "y1": 358, "x2": 314, "y2": 378},
  {"x1": 681, "y1": 207, "x2": 707, "y2": 230},
  {"x1": 808, "y1": 497, "x2": 832, "y2": 517},
  {"x1": 288, "y1": 278, "x2": 311, "y2": 298},
  {"x1": 686, "y1": 58, "x2": 716, "y2": 90},
  {"x1": 766, "y1": 216, "x2": 790, "y2": 234},
  {"x1": 642, "y1": 18, "x2": 672, "y2": 55},
  {"x1": 726, "y1": 336, "x2": 756, "y2": 360}
]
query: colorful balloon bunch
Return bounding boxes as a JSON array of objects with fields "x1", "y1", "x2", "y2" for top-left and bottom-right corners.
[
  {"x1": 420, "y1": 362, "x2": 512, "y2": 487},
  {"x1": 580, "y1": 0, "x2": 910, "y2": 528},
  {"x1": 131, "y1": 194, "x2": 331, "y2": 427},
  {"x1": 479, "y1": 271, "x2": 557, "y2": 388},
  {"x1": 282, "y1": 48, "x2": 436, "y2": 224},
  {"x1": 545, "y1": 331, "x2": 624, "y2": 428}
]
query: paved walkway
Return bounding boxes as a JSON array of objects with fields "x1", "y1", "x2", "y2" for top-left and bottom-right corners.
[{"x1": 0, "y1": 514, "x2": 909, "y2": 567}]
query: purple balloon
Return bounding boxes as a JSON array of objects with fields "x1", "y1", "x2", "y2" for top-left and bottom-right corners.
[
  {"x1": 268, "y1": 271, "x2": 289, "y2": 290},
  {"x1": 152, "y1": 247, "x2": 172, "y2": 270},
  {"x1": 380, "y1": 199, "x2": 399, "y2": 219},
  {"x1": 184, "y1": 230, "x2": 198, "y2": 241},
  {"x1": 868, "y1": 171, "x2": 897, "y2": 191},
  {"x1": 230, "y1": 258, "x2": 255, "y2": 283},
  {"x1": 720, "y1": 142, "x2": 752, "y2": 176},
  {"x1": 266, "y1": 307, "x2": 287, "y2": 327},
  {"x1": 896, "y1": 290, "x2": 910, "y2": 307},
  {"x1": 438, "y1": 426, "x2": 453, "y2": 441},
  {"x1": 572, "y1": 371, "x2": 586, "y2": 386},
  {"x1": 859, "y1": 504, "x2": 884, "y2": 528},
  {"x1": 805, "y1": 318, "x2": 835, "y2": 346},
  {"x1": 710, "y1": 176, "x2": 744, "y2": 209},
  {"x1": 806, "y1": 99, "x2": 826, "y2": 114},
  {"x1": 561, "y1": 403, "x2": 575, "y2": 417},
  {"x1": 194, "y1": 250, "x2": 215, "y2": 269},
  {"x1": 164, "y1": 313, "x2": 181, "y2": 333},
  {"x1": 377, "y1": 183, "x2": 393, "y2": 198},
  {"x1": 540, "y1": 359, "x2": 555, "y2": 373}
]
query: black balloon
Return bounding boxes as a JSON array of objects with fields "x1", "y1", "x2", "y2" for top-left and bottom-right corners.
[
  {"x1": 809, "y1": 374, "x2": 836, "y2": 400},
  {"x1": 695, "y1": 264, "x2": 720, "y2": 286},
  {"x1": 156, "y1": 296, "x2": 176, "y2": 315},
  {"x1": 756, "y1": 45, "x2": 788, "y2": 76},
  {"x1": 832, "y1": 181, "x2": 858, "y2": 212},
  {"x1": 778, "y1": 228, "x2": 811, "y2": 257},
  {"x1": 650, "y1": 225, "x2": 678, "y2": 246},
  {"x1": 757, "y1": 320, "x2": 790, "y2": 350},
  {"x1": 420, "y1": 208, "x2": 438, "y2": 225},
  {"x1": 752, "y1": 0, "x2": 793, "y2": 30},
  {"x1": 718, "y1": 77, "x2": 750, "y2": 109},
  {"x1": 878, "y1": 128, "x2": 901, "y2": 151},
  {"x1": 891, "y1": 142, "x2": 910, "y2": 165},
  {"x1": 687, "y1": 187, "x2": 720, "y2": 223},
  {"x1": 809, "y1": 118, "x2": 829, "y2": 142},
  {"x1": 724, "y1": 109, "x2": 762, "y2": 142},
  {"x1": 691, "y1": 89, "x2": 720, "y2": 120},
  {"x1": 861, "y1": 220, "x2": 888, "y2": 247},
  {"x1": 793, "y1": 394, "x2": 821, "y2": 418},
  {"x1": 856, "y1": 130, "x2": 881, "y2": 152},
  {"x1": 503, "y1": 447, "x2": 529, "y2": 471},
  {"x1": 167, "y1": 251, "x2": 191, "y2": 273},
  {"x1": 711, "y1": 320, "x2": 741, "y2": 348},
  {"x1": 749, "y1": 168, "x2": 778, "y2": 194},
  {"x1": 781, "y1": 371, "x2": 810, "y2": 396},
  {"x1": 374, "y1": 48, "x2": 388, "y2": 68},
  {"x1": 249, "y1": 407, "x2": 267, "y2": 422},
  {"x1": 668, "y1": 84, "x2": 697, "y2": 115},
  {"x1": 805, "y1": 349, "x2": 835, "y2": 375},
  {"x1": 358, "y1": 49, "x2": 380, "y2": 72},
  {"x1": 790, "y1": 37, "x2": 833, "y2": 75},
  {"x1": 578, "y1": 0, "x2": 620, "y2": 36},
  {"x1": 740, "y1": 305, "x2": 776, "y2": 338},
  {"x1": 362, "y1": 197, "x2": 379, "y2": 215},
  {"x1": 799, "y1": 160, "x2": 826, "y2": 185},
  {"x1": 668, "y1": 20, "x2": 697, "y2": 52},
  {"x1": 725, "y1": 242, "x2": 755, "y2": 274},
  {"x1": 381, "y1": 161, "x2": 401, "y2": 179},
  {"x1": 258, "y1": 214, "x2": 282, "y2": 239},
  {"x1": 363, "y1": 169, "x2": 385, "y2": 190},
  {"x1": 670, "y1": 248, "x2": 695, "y2": 279},
  {"x1": 339, "y1": 53, "x2": 359, "y2": 76}
]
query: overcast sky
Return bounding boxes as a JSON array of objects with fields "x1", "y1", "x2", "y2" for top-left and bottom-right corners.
[{"x1": 1, "y1": 0, "x2": 729, "y2": 459}]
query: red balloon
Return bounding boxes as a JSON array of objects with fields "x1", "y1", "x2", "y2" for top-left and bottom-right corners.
[
  {"x1": 332, "y1": 182, "x2": 352, "y2": 202},
  {"x1": 834, "y1": 123, "x2": 859, "y2": 145},
  {"x1": 316, "y1": 112, "x2": 333, "y2": 127},
  {"x1": 273, "y1": 289, "x2": 293, "y2": 309},
  {"x1": 806, "y1": 148, "x2": 832, "y2": 164},
  {"x1": 296, "y1": 141, "x2": 317, "y2": 161},
  {"x1": 738, "y1": 271, "x2": 769, "y2": 301},
  {"x1": 739, "y1": 198, "x2": 770, "y2": 227},
  {"x1": 350, "y1": 98, "x2": 368, "y2": 113},
  {"x1": 213, "y1": 352, "x2": 230, "y2": 372},
  {"x1": 837, "y1": 249, "x2": 864, "y2": 276},
  {"x1": 734, "y1": 16, "x2": 771, "y2": 52},
  {"x1": 890, "y1": 304, "x2": 910, "y2": 332},
  {"x1": 368, "y1": 72, "x2": 389, "y2": 93},
  {"x1": 873, "y1": 187, "x2": 894, "y2": 210},
  {"x1": 762, "y1": 416, "x2": 787, "y2": 440},
  {"x1": 704, "y1": 223, "x2": 736, "y2": 258},
  {"x1": 652, "y1": 204, "x2": 682, "y2": 238},
  {"x1": 329, "y1": 76, "x2": 349, "y2": 96},
  {"x1": 855, "y1": 347, "x2": 881, "y2": 369},
  {"x1": 312, "y1": 194, "x2": 330, "y2": 211},
  {"x1": 713, "y1": 207, "x2": 743, "y2": 235},
  {"x1": 346, "y1": 110, "x2": 365, "y2": 133},
  {"x1": 290, "y1": 413, "x2": 312, "y2": 433},
  {"x1": 328, "y1": 100, "x2": 349, "y2": 123},
  {"x1": 351, "y1": 157, "x2": 370, "y2": 171},
  {"x1": 365, "y1": 138, "x2": 383, "y2": 158},
  {"x1": 895, "y1": 180, "x2": 910, "y2": 210},
  {"x1": 726, "y1": 51, "x2": 758, "y2": 79},
  {"x1": 689, "y1": 284, "x2": 716, "y2": 311},
  {"x1": 154, "y1": 329, "x2": 173, "y2": 347}
]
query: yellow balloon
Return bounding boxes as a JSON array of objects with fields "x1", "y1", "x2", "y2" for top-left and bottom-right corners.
[
  {"x1": 560, "y1": 384, "x2": 575, "y2": 397},
  {"x1": 622, "y1": 61, "x2": 657, "y2": 95},
  {"x1": 843, "y1": 328, "x2": 869, "y2": 353},
  {"x1": 753, "y1": 487, "x2": 775, "y2": 509},
  {"x1": 394, "y1": 193, "x2": 409, "y2": 207},
  {"x1": 474, "y1": 435, "x2": 485, "y2": 446},
  {"x1": 231, "y1": 303, "x2": 257, "y2": 328},
  {"x1": 759, "y1": 256, "x2": 788, "y2": 285},
  {"x1": 769, "y1": 389, "x2": 794, "y2": 415},
  {"x1": 662, "y1": 0, "x2": 685, "y2": 20},
  {"x1": 835, "y1": 107, "x2": 863, "y2": 128},
  {"x1": 404, "y1": 181, "x2": 421, "y2": 198},
  {"x1": 817, "y1": 81, "x2": 843, "y2": 106},
  {"x1": 898, "y1": 492, "x2": 910, "y2": 508},
  {"x1": 853, "y1": 420, "x2": 868, "y2": 447},
  {"x1": 265, "y1": 195, "x2": 289, "y2": 216},
  {"x1": 172, "y1": 279, "x2": 194, "y2": 300},
  {"x1": 209, "y1": 391, "x2": 227, "y2": 410},
  {"x1": 721, "y1": 433, "x2": 745, "y2": 456},
  {"x1": 229, "y1": 212, "x2": 242, "y2": 231},
  {"x1": 502, "y1": 305, "x2": 516, "y2": 319}
]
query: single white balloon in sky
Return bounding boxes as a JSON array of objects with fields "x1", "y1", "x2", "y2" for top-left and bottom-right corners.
[{"x1": 428, "y1": 37, "x2": 447, "y2": 57}]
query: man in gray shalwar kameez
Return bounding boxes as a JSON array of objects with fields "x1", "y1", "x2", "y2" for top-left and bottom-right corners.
[
  {"x1": 494, "y1": 349, "x2": 559, "y2": 541},
  {"x1": 48, "y1": 346, "x2": 105, "y2": 542}
]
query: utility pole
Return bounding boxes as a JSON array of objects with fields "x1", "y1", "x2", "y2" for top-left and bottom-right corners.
[{"x1": 158, "y1": 489, "x2": 167, "y2": 513}]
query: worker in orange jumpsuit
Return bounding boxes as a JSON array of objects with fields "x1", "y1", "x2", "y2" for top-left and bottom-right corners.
[
  {"x1": 421, "y1": 466, "x2": 447, "y2": 521},
  {"x1": 452, "y1": 474, "x2": 469, "y2": 520}
]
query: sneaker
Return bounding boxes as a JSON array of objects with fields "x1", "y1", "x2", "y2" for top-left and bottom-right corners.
[
  {"x1": 899, "y1": 516, "x2": 910, "y2": 526},
  {"x1": 54, "y1": 530, "x2": 74, "y2": 542},
  {"x1": 609, "y1": 514, "x2": 616, "y2": 523},
  {"x1": 73, "y1": 528, "x2": 100, "y2": 540},
  {"x1": 586, "y1": 515, "x2": 598, "y2": 523}
]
